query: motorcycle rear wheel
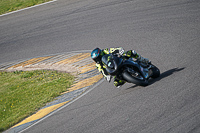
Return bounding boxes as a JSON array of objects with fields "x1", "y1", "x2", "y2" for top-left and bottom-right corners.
[{"x1": 122, "y1": 71, "x2": 148, "y2": 86}]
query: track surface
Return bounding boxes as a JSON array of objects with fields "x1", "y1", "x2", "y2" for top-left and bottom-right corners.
[{"x1": 1, "y1": 0, "x2": 200, "y2": 132}]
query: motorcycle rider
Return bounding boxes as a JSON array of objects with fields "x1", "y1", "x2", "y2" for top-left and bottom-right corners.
[{"x1": 91, "y1": 47, "x2": 149, "y2": 88}]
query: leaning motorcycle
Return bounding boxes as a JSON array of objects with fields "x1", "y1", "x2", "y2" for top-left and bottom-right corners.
[{"x1": 101, "y1": 54, "x2": 160, "y2": 86}]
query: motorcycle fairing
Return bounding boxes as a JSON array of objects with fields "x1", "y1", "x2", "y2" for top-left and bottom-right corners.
[{"x1": 102, "y1": 54, "x2": 147, "y2": 78}]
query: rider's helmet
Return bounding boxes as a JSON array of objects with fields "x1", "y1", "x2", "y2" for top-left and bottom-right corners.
[{"x1": 91, "y1": 48, "x2": 104, "y2": 63}]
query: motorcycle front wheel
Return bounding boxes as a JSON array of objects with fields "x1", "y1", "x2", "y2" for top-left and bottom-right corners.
[{"x1": 150, "y1": 65, "x2": 160, "y2": 78}]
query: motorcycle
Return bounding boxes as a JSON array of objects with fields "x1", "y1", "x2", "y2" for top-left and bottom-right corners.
[{"x1": 101, "y1": 54, "x2": 160, "y2": 86}]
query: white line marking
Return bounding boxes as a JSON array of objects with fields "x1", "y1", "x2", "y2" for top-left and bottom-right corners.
[
  {"x1": 19, "y1": 79, "x2": 104, "y2": 133},
  {"x1": 0, "y1": 0, "x2": 57, "y2": 17}
]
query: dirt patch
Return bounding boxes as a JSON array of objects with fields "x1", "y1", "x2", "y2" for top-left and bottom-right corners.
[{"x1": 6, "y1": 63, "x2": 79, "y2": 75}]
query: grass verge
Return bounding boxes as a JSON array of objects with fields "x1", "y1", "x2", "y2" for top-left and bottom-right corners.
[
  {"x1": 0, "y1": 0, "x2": 52, "y2": 15},
  {"x1": 0, "y1": 70, "x2": 74, "y2": 132}
]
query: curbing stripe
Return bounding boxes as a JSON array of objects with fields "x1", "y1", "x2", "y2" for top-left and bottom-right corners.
[
  {"x1": 62, "y1": 74, "x2": 103, "y2": 94},
  {"x1": 79, "y1": 62, "x2": 96, "y2": 73},
  {"x1": 8, "y1": 56, "x2": 53, "y2": 68},
  {"x1": 55, "y1": 53, "x2": 90, "y2": 65},
  {"x1": 12, "y1": 101, "x2": 69, "y2": 128}
]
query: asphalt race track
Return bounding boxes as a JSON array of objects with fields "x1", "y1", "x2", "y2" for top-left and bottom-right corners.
[{"x1": 1, "y1": 0, "x2": 200, "y2": 132}]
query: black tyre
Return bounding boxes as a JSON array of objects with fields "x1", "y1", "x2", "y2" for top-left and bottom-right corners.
[
  {"x1": 122, "y1": 71, "x2": 148, "y2": 86},
  {"x1": 151, "y1": 66, "x2": 160, "y2": 78}
]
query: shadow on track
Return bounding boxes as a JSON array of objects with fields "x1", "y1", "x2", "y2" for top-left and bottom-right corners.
[
  {"x1": 126, "y1": 67, "x2": 185, "y2": 89},
  {"x1": 148, "y1": 67, "x2": 185, "y2": 85}
]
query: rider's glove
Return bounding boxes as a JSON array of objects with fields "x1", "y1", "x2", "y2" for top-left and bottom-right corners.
[
  {"x1": 138, "y1": 55, "x2": 149, "y2": 64},
  {"x1": 106, "y1": 75, "x2": 112, "y2": 82},
  {"x1": 140, "y1": 57, "x2": 149, "y2": 64}
]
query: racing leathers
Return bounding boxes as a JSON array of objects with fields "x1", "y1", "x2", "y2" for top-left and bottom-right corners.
[{"x1": 95, "y1": 47, "x2": 149, "y2": 88}]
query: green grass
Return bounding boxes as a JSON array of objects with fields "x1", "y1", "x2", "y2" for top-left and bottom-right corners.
[
  {"x1": 0, "y1": 0, "x2": 52, "y2": 15},
  {"x1": 0, "y1": 70, "x2": 74, "y2": 132}
]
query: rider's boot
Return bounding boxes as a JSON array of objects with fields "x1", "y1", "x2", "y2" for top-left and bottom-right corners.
[{"x1": 114, "y1": 79, "x2": 125, "y2": 88}]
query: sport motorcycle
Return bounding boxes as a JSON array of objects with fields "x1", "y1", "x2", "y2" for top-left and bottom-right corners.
[{"x1": 101, "y1": 54, "x2": 160, "y2": 86}]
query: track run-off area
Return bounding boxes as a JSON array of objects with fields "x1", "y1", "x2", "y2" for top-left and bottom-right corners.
[
  {"x1": 0, "y1": 51, "x2": 103, "y2": 133},
  {"x1": 1, "y1": 0, "x2": 200, "y2": 133}
]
